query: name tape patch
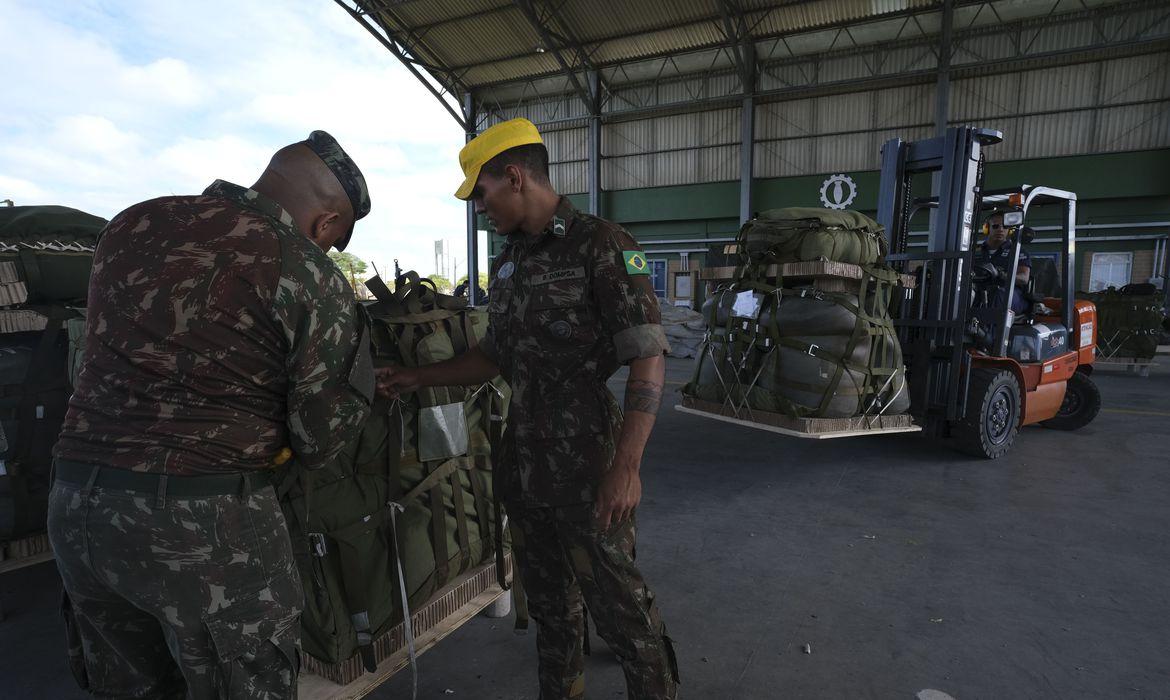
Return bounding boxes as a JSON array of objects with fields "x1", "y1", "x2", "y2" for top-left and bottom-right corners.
[{"x1": 533, "y1": 267, "x2": 585, "y2": 285}]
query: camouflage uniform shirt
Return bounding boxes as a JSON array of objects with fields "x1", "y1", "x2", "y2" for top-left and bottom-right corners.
[
  {"x1": 55, "y1": 180, "x2": 374, "y2": 475},
  {"x1": 481, "y1": 197, "x2": 669, "y2": 507}
]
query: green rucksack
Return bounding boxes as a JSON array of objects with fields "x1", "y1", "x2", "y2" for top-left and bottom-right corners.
[
  {"x1": 685, "y1": 208, "x2": 908, "y2": 420},
  {"x1": 685, "y1": 269, "x2": 909, "y2": 419},
  {"x1": 275, "y1": 272, "x2": 510, "y2": 673},
  {"x1": 0, "y1": 206, "x2": 105, "y2": 304},
  {"x1": 737, "y1": 208, "x2": 888, "y2": 267}
]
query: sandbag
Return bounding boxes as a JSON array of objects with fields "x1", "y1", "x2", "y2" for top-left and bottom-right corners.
[
  {"x1": 276, "y1": 271, "x2": 509, "y2": 668},
  {"x1": 738, "y1": 207, "x2": 887, "y2": 267},
  {"x1": 0, "y1": 206, "x2": 105, "y2": 304}
]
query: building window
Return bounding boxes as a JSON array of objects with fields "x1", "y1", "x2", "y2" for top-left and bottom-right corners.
[
  {"x1": 1089, "y1": 252, "x2": 1132, "y2": 291},
  {"x1": 649, "y1": 259, "x2": 667, "y2": 298}
]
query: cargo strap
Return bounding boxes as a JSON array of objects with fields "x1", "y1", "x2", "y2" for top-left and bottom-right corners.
[
  {"x1": 697, "y1": 263, "x2": 904, "y2": 418},
  {"x1": 387, "y1": 501, "x2": 418, "y2": 700},
  {"x1": 18, "y1": 249, "x2": 44, "y2": 302}
]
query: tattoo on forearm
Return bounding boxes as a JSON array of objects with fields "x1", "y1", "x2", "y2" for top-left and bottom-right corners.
[{"x1": 624, "y1": 380, "x2": 663, "y2": 415}]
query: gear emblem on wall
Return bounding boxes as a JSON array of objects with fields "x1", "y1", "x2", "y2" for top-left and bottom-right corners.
[{"x1": 819, "y1": 174, "x2": 857, "y2": 210}]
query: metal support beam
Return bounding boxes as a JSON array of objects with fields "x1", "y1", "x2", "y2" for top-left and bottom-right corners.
[
  {"x1": 334, "y1": 0, "x2": 467, "y2": 130},
  {"x1": 514, "y1": 0, "x2": 594, "y2": 110},
  {"x1": 464, "y1": 93, "x2": 481, "y2": 306},
  {"x1": 740, "y1": 93, "x2": 754, "y2": 225},
  {"x1": 588, "y1": 70, "x2": 602, "y2": 217},
  {"x1": 935, "y1": 0, "x2": 954, "y2": 135}
]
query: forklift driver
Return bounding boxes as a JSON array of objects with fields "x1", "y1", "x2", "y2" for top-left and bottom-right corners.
[{"x1": 976, "y1": 211, "x2": 1031, "y2": 315}]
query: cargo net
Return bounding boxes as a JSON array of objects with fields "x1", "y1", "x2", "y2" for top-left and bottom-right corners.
[{"x1": 684, "y1": 209, "x2": 910, "y2": 422}]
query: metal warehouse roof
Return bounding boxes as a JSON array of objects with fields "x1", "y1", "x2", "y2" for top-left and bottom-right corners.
[
  {"x1": 336, "y1": 0, "x2": 1163, "y2": 130},
  {"x1": 354, "y1": 0, "x2": 936, "y2": 88},
  {"x1": 336, "y1": 0, "x2": 948, "y2": 124}
]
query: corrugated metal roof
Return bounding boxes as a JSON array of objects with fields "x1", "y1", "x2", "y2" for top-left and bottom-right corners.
[{"x1": 354, "y1": 0, "x2": 959, "y2": 94}]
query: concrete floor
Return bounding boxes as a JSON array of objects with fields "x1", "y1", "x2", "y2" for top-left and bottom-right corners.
[{"x1": 2, "y1": 357, "x2": 1167, "y2": 699}]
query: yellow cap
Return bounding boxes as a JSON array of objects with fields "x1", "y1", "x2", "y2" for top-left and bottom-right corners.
[{"x1": 454, "y1": 118, "x2": 544, "y2": 200}]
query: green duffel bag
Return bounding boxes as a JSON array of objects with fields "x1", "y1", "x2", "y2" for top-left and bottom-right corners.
[
  {"x1": 683, "y1": 265, "x2": 909, "y2": 418},
  {"x1": 738, "y1": 207, "x2": 887, "y2": 267},
  {"x1": 275, "y1": 271, "x2": 510, "y2": 671},
  {"x1": 0, "y1": 206, "x2": 105, "y2": 304}
]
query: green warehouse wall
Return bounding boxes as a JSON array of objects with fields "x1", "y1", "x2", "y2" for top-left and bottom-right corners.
[{"x1": 488, "y1": 148, "x2": 1170, "y2": 297}]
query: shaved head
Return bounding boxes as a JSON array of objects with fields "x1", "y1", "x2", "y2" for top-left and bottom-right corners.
[{"x1": 251, "y1": 143, "x2": 354, "y2": 251}]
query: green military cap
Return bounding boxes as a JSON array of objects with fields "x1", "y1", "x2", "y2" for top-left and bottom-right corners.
[{"x1": 302, "y1": 130, "x2": 370, "y2": 251}]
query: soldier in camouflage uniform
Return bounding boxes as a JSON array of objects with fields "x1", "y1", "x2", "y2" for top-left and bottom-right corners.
[
  {"x1": 50, "y1": 131, "x2": 375, "y2": 698},
  {"x1": 378, "y1": 118, "x2": 679, "y2": 699}
]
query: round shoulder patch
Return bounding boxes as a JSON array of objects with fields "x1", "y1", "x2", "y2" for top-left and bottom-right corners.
[{"x1": 497, "y1": 261, "x2": 515, "y2": 279}]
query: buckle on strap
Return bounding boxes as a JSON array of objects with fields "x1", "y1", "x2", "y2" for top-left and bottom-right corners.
[
  {"x1": 807, "y1": 343, "x2": 820, "y2": 357},
  {"x1": 308, "y1": 532, "x2": 328, "y2": 557}
]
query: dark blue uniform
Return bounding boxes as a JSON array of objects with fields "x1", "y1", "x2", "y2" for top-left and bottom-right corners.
[{"x1": 977, "y1": 241, "x2": 1031, "y2": 314}]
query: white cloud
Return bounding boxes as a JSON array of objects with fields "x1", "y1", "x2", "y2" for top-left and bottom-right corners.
[
  {"x1": 0, "y1": 0, "x2": 476, "y2": 276},
  {"x1": 51, "y1": 115, "x2": 141, "y2": 155},
  {"x1": 0, "y1": 175, "x2": 47, "y2": 202}
]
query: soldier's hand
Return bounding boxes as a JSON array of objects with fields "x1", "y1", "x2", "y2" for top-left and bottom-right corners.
[
  {"x1": 375, "y1": 366, "x2": 420, "y2": 399},
  {"x1": 595, "y1": 456, "x2": 642, "y2": 530}
]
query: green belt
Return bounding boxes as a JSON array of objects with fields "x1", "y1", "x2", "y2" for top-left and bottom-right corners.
[{"x1": 54, "y1": 459, "x2": 272, "y2": 498}]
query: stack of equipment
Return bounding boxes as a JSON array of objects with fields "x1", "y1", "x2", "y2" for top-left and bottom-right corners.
[
  {"x1": 277, "y1": 271, "x2": 511, "y2": 685},
  {"x1": 0, "y1": 206, "x2": 102, "y2": 543},
  {"x1": 1077, "y1": 284, "x2": 1165, "y2": 360},
  {"x1": 684, "y1": 208, "x2": 910, "y2": 424}
]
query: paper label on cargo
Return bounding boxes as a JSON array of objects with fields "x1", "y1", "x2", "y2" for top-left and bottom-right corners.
[
  {"x1": 732, "y1": 291, "x2": 763, "y2": 319},
  {"x1": 1079, "y1": 321, "x2": 1093, "y2": 349}
]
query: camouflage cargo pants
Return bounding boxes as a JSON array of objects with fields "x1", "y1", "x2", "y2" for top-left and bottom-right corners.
[
  {"x1": 510, "y1": 505, "x2": 679, "y2": 700},
  {"x1": 47, "y1": 468, "x2": 302, "y2": 699}
]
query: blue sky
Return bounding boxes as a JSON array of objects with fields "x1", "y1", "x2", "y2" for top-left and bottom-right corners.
[{"x1": 0, "y1": 0, "x2": 482, "y2": 280}]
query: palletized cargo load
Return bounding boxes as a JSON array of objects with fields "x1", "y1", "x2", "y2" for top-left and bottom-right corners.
[
  {"x1": 681, "y1": 208, "x2": 916, "y2": 438},
  {"x1": 280, "y1": 272, "x2": 514, "y2": 688},
  {"x1": 1077, "y1": 283, "x2": 1166, "y2": 360},
  {"x1": 0, "y1": 206, "x2": 101, "y2": 546}
]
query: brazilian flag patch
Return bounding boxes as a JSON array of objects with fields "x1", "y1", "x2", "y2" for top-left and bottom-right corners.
[{"x1": 622, "y1": 250, "x2": 650, "y2": 275}]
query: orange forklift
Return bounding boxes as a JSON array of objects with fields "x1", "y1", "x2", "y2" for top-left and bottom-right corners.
[{"x1": 880, "y1": 126, "x2": 1101, "y2": 458}]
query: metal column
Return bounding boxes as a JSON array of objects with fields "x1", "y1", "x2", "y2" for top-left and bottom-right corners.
[
  {"x1": 588, "y1": 70, "x2": 601, "y2": 217},
  {"x1": 934, "y1": 0, "x2": 953, "y2": 136},
  {"x1": 739, "y1": 54, "x2": 756, "y2": 225},
  {"x1": 464, "y1": 92, "x2": 480, "y2": 305},
  {"x1": 739, "y1": 95, "x2": 754, "y2": 225}
]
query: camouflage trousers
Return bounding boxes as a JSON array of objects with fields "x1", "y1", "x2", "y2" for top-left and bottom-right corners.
[
  {"x1": 510, "y1": 505, "x2": 679, "y2": 700},
  {"x1": 47, "y1": 469, "x2": 302, "y2": 699}
]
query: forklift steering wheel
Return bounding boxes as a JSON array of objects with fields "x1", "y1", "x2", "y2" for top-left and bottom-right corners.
[{"x1": 971, "y1": 261, "x2": 1004, "y2": 286}]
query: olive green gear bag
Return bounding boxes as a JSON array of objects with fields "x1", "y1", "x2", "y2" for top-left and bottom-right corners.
[
  {"x1": 738, "y1": 207, "x2": 887, "y2": 267},
  {"x1": 274, "y1": 271, "x2": 512, "y2": 671},
  {"x1": 0, "y1": 206, "x2": 106, "y2": 304}
]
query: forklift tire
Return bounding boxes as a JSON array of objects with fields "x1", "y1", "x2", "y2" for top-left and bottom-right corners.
[
  {"x1": 1041, "y1": 370, "x2": 1101, "y2": 431},
  {"x1": 954, "y1": 368, "x2": 1021, "y2": 459}
]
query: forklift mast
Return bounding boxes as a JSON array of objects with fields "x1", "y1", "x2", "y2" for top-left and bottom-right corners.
[{"x1": 877, "y1": 126, "x2": 1004, "y2": 426}]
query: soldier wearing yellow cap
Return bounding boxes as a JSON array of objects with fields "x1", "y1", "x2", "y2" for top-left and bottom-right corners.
[{"x1": 378, "y1": 118, "x2": 678, "y2": 699}]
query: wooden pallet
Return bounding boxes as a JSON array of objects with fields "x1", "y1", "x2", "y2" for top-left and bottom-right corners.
[
  {"x1": 676, "y1": 396, "x2": 920, "y2": 439},
  {"x1": 1094, "y1": 356, "x2": 1158, "y2": 377},
  {"x1": 699, "y1": 260, "x2": 916, "y2": 292},
  {"x1": 299, "y1": 555, "x2": 512, "y2": 698},
  {"x1": 0, "y1": 532, "x2": 54, "y2": 574}
]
